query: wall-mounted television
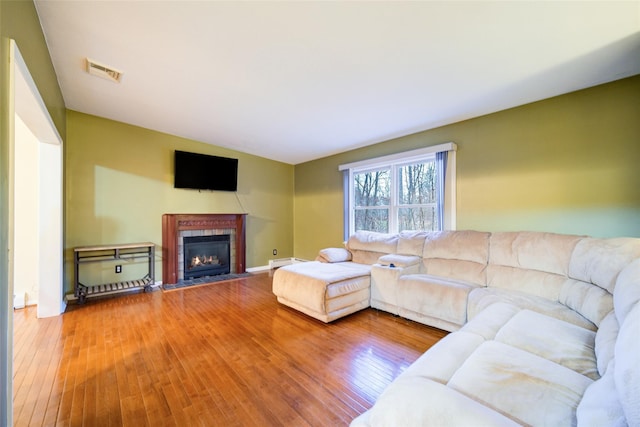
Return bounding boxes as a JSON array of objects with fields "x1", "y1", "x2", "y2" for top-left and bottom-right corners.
[{"x1": 174, "y1": 150, "x2": 238, "y2": 192}]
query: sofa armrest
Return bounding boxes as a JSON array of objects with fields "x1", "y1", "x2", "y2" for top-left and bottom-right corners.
[
  {"x1": 371, "y1": 260, "x2": 421, "y2": 314},
  {"x1": 377, "y1": 254, "x2": 421, "y2": 269}
]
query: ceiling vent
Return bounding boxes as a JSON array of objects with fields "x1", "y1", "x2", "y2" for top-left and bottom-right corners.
[{"x1": 86, "y1": 58, "x2": 122, "y2": 83}]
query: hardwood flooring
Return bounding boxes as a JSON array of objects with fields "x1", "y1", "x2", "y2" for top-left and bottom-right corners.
[{"x1": 13, "y1": 272, "x2": 447, "y2": 426}]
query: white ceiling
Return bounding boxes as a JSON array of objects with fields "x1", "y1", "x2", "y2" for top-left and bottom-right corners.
[{"x1": 34, "y1": 1, "x2": 640, "y2": 165}]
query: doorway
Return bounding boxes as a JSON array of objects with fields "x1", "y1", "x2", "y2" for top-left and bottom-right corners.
[{"x1": 10, "y1": 40, "x2": 64, "y2": 317}]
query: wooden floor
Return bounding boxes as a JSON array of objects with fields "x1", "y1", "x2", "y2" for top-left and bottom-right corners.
[{"x1": 13, "y1": 272, "x2": 447, "y2": 426}]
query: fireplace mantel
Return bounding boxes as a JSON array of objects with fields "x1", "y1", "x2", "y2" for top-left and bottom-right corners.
[{"x1": 162, "y1": 213, "x2": 247, "y2": 285}]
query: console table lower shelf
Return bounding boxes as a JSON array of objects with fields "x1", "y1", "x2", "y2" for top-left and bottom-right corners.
[{"x1": 73, "y1": 242, "x2": 155, "y2": 304}]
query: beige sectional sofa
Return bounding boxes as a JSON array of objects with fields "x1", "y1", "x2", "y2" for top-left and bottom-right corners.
[{"x1": 272, "y1": 230, "x2": 640, "y2": 426}]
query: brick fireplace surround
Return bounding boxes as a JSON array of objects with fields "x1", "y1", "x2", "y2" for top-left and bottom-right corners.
[{"x1": 162, "y1": 213, "x2": 247, "y2": 285}]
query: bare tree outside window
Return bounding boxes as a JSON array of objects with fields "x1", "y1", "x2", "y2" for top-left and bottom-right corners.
[
  {"x1": 353, "y1": 160, "x2": 438, "y2": 233},
  {"x1": 398, "y1": 161, "x2": 438, "y2": 231},
  {"x1": 353, "y1": 169, "x2": 390, "y2": 232}
]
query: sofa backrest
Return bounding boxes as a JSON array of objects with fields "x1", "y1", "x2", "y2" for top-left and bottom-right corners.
[
  {"x1": 344, "y1": 230, "x2": 639, "y2": 332},
  {"x1": 487, "y1": 232, "x2": 582, "y2": 301},
  {"x1": 421, "y1": 231, "x2": 490, "y2": 286},
  {"x1": 397, "y1": 230, "x2": 431, "y2": 256},
  {"x1": 346, "y1": 230, "x2": 399, "y2": 265},
  {"x1": 560, "y1": 237, "x2": 640, "y2": 327}
]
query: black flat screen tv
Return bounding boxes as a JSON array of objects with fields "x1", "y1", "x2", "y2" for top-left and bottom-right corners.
[{"x1": 174, "y1": 150, "x2": 238, "y2": 192}]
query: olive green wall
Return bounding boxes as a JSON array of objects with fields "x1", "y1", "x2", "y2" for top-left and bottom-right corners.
[
  {"x1": 1, "y1": 0, "x2": 66, "y2": 423},
  {"x1": 65, "y1": 110, "x2": 294, "y2": 292},
  {"x1": 294, "y1": 75, "x2": 640, "y2": 260},
  {"x1": 0, "y1": 0, "x2": 66, "y2": 134}
]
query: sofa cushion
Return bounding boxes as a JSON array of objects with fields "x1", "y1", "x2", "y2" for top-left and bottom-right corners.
[
  {"x1": 397, "y1": 230, "x2": 430, "y2": 256},
  {"x1": 398, "y1": 274, "x2": 481, "y2": 328},
  {"x1": 424, "y1": 258, "x2": 488, "y2": 287},
  {"x1": 468, "y1": 287, "x2": 596, "y2": 331},
  {"x1": 613, "y1": 258, "x2": 640, "y2": 324},
  {"x1": 421, "y1": 231, "x2": 489, "y2": 286},
  {"x1": 348, "y1": 250, "x2": 383, "y2": 265},
  {"x1": 353, "y1": 378, "x2": 521, "y2": 427},
  {"x1": 345, "y1": 230, "x2": 399, "y2": 265},
  {"x1": 494, "y1": 310, "x2": 598, "y2": 380},
  {"x1": 346, "y1": 231, "x2": 398, "y2": 253},
  {"x1": 423, "y1": 230, "x2": 490, "y2": 264},
  {"x1": 448, "y1": 341, "x2": 593, "y2": 427},
  {"x1": 569, "y1": 237, "x2": 640, "y2": 294},
  {"x1": 486, "y1": 264, "x2": 571, "y2": 301},
  {"x1": 401, "y1": 331, "x2": 485, "y2": 384},
  {"x1": 317, "y1": 247, "x2": 352, "y2": 263},
  {"x1": 460, "y1": 302, "x2": 520, "y2": 340},
  {"x1": 559, "y1": 278, "x2": 613, "y2": 327},
  {"x1": 490, "y1": 231, "x2": 582, "y2": 276},
  {"x1": 487, "y1": 232, "x2": 581, "y2": 302},
  {"x1": 577, "y1": 360, "x2": 627, "y2": 427}
]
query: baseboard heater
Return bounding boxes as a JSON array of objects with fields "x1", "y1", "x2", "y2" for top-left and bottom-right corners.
[
  {"x1": 14, "y1": 293, "x2": 26, "y2": 309},
  {"x1": 269, "y1": 257, "x2": 307, "y2": 269}
]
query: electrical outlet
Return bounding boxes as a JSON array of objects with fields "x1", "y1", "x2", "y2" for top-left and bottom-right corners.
[
  {"x1": 115, "y1": 265, "x2": 122, "y2": 273},
  {"x1": 273, "y1": 249, "x2": 277, "y2": 256}
]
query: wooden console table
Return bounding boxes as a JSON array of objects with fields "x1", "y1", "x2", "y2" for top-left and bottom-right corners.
[{"x1": 74, "y1": 242, "x2": 155, "y2": 304}]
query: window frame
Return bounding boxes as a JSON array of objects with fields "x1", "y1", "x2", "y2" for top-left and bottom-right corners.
[{"x1": 340, "y1": 143, "x2": 457, "y2": 238}]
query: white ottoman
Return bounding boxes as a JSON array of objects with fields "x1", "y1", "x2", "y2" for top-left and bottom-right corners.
[{"x1": 272, "y1": 261, "x2": 372, "y2": 322}]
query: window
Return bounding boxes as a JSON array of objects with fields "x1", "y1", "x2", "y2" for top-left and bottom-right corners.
[
  {"x1": 340, "y1": 143, "x2": 456, "y2": 238},
  {"x1": 353, "y1": 167, "x2": 390, "y2": 232},
  {"x1": 397, "y1": 160, "x2": 438, "y2": 231}
]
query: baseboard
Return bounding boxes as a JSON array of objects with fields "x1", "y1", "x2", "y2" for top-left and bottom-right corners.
[
  {"x1": 246, "y1": 257, "x2": 309, "y2": 273},
  {"x1": 268, "y1": 257, "x2": 309, "y2": 269}
]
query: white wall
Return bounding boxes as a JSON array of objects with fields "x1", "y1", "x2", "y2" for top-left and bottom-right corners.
[{"x1": 37, "y1": 139, "x2": 63, "y2": 317}]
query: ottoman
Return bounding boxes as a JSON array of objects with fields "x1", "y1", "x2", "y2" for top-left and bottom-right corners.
[{"x1": 272, "y1": 261, "x2": 372, "y2": 322}]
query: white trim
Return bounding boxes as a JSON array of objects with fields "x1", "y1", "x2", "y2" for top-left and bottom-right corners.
[
  {"x1": 338, "y1": 142, "x2": 456, "y2": 171},
  {"x1": 446, "y1": 150, "x2": 457, "y2": 230},
  {"x1": 13, "y1": 45, "x2": 62, "y2": 146},
  {"x1": 248, "y1": 258, "x2": 310, "y2": 273},
  {"x1": 246, "y1": 265, "x2": 271, "y2": 273},
  {"x1": 268, "y1": 257, "x2": 309, "y2": 269}
]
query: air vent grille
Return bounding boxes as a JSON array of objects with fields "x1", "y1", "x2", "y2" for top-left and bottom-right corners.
[{"x1": 86, "y1": 58, "x2": 122, "y2": 83}]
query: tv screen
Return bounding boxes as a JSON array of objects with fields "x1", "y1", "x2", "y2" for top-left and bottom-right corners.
[{"x1": 174, "y1": 150, "x2": 238, "y2": 192}]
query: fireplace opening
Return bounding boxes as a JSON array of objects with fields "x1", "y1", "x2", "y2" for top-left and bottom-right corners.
[{"x1": 183, "y1": 235, "x2": 231, "y2": 279}]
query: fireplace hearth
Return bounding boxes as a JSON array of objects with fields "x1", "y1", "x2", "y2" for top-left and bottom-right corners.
[
  {"x1": 162, "y1": 213, "x2": 247, "y2": 285},
  {"x1": 183, "y1": 235, "x2": 230, "y2": 279}
]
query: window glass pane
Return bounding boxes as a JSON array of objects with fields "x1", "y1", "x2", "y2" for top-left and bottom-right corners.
[
  {"x1": 354, "y1": 169, "x2": 390, "y2": 207},
  {"x1": 398, "y1": 207, "x2": 437, "y2": 231},
  {"x1": 355, "y1": 208, "x2": 389, "y2": 233},
  {"x1": 398, "y1": 161, "x2": 437, "y2": 205}
]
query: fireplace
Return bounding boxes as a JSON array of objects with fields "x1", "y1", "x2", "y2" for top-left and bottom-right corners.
[
  {"x1": 162, "y1": 213, "x2": 247, "y2": 285},
  {"x1": 183, "y1": 235, "x2": 231, "y2": 279}
]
